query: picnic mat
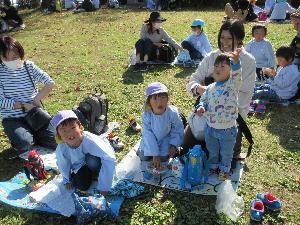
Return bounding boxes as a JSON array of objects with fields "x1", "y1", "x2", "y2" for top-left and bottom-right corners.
[
  {"x1": 0, "y1": 171, "x2": 126, "y2": 217},
  {"x1": 0, "y1": 133, "x2": 142, "y2": 218},
  {"x1": 116, "y1": 141, "x2": 245, "y2": 195}
]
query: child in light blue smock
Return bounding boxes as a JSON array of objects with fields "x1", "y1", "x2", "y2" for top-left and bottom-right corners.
[
  {"x1": 181, "y1": 19, "x2": 212, "y2": 60},
  {"x1": 138, "y1": 82, "x2": 184, "y2": 169},
  {"x1": 270, "y1": 0, "x2": 295, "y2": 21},
  {"x1": 51, "y1": 110, "x2": 116, "y2": 196},
  {"x1": 246, "y1": 24, "x2": 275, "y2": 81},
  {"x1": 253, "y1": 45, "x2": 300, "y2": 101}
]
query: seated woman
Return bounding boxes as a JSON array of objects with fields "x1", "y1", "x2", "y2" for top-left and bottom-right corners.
[
  {"x1": 135, "y1": 11, "x2": 182, "y2": 69},
  {"x1": 0, "y1": 0, "x2": 25, "y2": 31},
  {"x1": 181, "y1": 19, "x2": 212, "y2": 60},
  {"x1": 0, "y1": 36, "x2": 56, "y2": 153}
]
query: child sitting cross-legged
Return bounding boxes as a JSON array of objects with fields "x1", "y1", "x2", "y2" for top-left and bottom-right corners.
[
  {"x1": 51, "y1": 110, "x2": 116, "y2": 195},
  {"x1": 252, "y1": 45, "x2": 300, "y2": 104},
  {"x1": 137, "y1": 82, "x2": 184, "y2": 169},
  {"x1": 195, "y1": 49, "x2": 242, "y2": 180}
]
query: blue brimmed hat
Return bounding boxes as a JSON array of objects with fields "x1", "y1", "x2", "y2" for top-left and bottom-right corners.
[{"x1": 191, "y1": 19, "x2": 205, "y2": 28}]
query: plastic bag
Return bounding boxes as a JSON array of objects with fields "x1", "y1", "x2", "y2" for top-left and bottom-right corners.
[
  {"x1": 129, "y1": 49, "x2": 136, "y2": 66},
  {"x1": 188, "y1": 112, "x2": 206, "y2": 141},
  {"x1": 215, "y1": 180, "x2": 244, "y2": 221},
  {"x1": 115, "y1": 153, "x2": 141, "y2": 180}
]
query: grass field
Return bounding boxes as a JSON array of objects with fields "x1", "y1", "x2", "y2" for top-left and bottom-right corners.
[{"x1": 0, "y1": 7, "x2": 299, "y2": 225}]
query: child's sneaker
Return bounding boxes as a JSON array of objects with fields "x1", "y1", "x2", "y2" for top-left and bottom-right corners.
[
  {"x1": 256, "y1": 192, "x2": 282, "y2": 212},
  {"x1": 107, "y1": 133, "x2": 124, "y2": 151},
  {"x1": 129, "y1": 117, "x2": 142, "y2": 132},
  {"x1": 250, "y1": 199, "x2": 265, "y2": 221},
  {"x1": 249, "y1": 100, "x2": 256, "y2": 114},
  {"x1": 255, "y1": 100, "x2": 266, "y2": 114},
  {"x1": 218, "y1": 171, "x2": 229, "y2": 181}
]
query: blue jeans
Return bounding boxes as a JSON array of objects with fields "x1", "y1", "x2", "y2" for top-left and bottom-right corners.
[
  {"x1": 2, "y1": 117, "x2": 57, "y2": 152},
  {"x1": 204, "y1": 125, "x2": 238, "y2": 173}
]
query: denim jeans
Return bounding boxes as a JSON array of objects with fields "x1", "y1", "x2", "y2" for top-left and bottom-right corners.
[
  {"x1": 2, "y1": 117, "x2": 57, "y2": 153},
  {"x1": 204, "y1": 124, "x2": 238, "y2": 173}
]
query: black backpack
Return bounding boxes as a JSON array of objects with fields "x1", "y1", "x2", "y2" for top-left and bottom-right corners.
[
  {"x1": 158, "y1": 43, "x2": 177, "y2": 63},
  {"x1": 73, "y1": 90, "x2": 108, "y2": 135}
]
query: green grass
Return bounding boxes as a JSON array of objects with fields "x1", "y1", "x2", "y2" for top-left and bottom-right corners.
[{"x1": 0, "y1": 7, "x2": 299, "y2": 225}]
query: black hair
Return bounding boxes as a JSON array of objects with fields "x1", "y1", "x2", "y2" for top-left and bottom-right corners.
[
  {"x1": 251, "y1": 24, "x2": 267, "y2": 36},
  {"x1": 238, "y1": 0, "x2": 250, "y2": 10},
  {"x1": 276, "y1": 45, "x2": 295, "y2": 61},
  {"x1": 217, "y1": 20, "x2": 245, "y2": 51},
  {"x1": 0, "y1": 36, "x2": 25, "y2": 60},
  {"x1": 214, "y1": 54, "x2": 231, "y2": 66}
]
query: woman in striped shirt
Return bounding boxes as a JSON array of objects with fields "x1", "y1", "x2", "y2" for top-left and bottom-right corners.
[{"x1": 0, "y1": 36, "x2": 56, "y2": 152}]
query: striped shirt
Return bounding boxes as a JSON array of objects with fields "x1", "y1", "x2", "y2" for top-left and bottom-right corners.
[{"x1": 0, "y1": 60, "x2": 54, "y2": 119}]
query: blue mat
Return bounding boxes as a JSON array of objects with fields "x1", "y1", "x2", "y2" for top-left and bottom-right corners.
[{"x1": 0, "y1": 172, "x2": 125, "y2": 217}]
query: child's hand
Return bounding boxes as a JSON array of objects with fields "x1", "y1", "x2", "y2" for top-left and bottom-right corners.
[
  {"x1": 169, "y1": 145, "x2": 177, "y2": 158},
  {"x1": 196, "y1": 106, "x2": 205, "y2": 116},
  {"x1": 152, "y1": 156, "x2": 161, "y2": 169},
  {"x1": 195, "y1": 85, "x2": 207, "y2": 96},
  {"x1": 262, "y1": 67, "x2": 276, "y2": 77},
  {"x1": 65, "y1": 182, "x2": 73, "y2": 190},
  {"x1": 230, "y1": 48, "x2": 241, "y2": 64}
]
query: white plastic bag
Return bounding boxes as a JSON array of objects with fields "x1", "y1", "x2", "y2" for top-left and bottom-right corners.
[
  {"x1": 188, "y1": 112, "x2": 206, "y2": 141},
  {"x1": 129, "y1": 49, "x2": 136, "y2": 66},
  {"x1": 115, "y1": 152, "x2": 141, "y2": 180},
  {"x1": 215, "y1": 180, "x2": 244, "y2": 221}
]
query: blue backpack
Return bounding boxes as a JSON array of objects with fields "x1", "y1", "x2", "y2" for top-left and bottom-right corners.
[{"x1": 180, "y1": 145, "x2": 209, "y2": 190}]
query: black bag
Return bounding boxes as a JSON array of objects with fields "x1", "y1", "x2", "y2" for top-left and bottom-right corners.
[
  {"x1": 24, "y1": 62, "x2": 51, "y2": 132},
  {"x1": 24, "y1": 107, "x2": 51, "y2": 132},
  {"x1": 81, "y1": 0, "x2": 96, "y2": 11},
  {"x1": 158, "y1": 44, "x2": 177, "y2": 63},
  {"x1": 74, "y1": 89, "x2": 108, "y2": 135}
]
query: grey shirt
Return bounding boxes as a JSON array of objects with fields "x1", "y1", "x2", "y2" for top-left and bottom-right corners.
[{"x1": 140, "y1": 24, "x2": 181, "y2": 50}]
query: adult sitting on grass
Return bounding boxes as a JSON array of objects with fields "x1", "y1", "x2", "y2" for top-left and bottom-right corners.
[
  {"x1": 134, "y1": 11, "x2": 183, "y2": 70},
  {"x1": 0, "y1": 0, "x2": 25, "y2": 31},
  {"x1": 0, "y1": 36, "x2": 56, "y2": 153},
  {"x1": 182, "y1": 20, "x2": 256, "y2": 169}
]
